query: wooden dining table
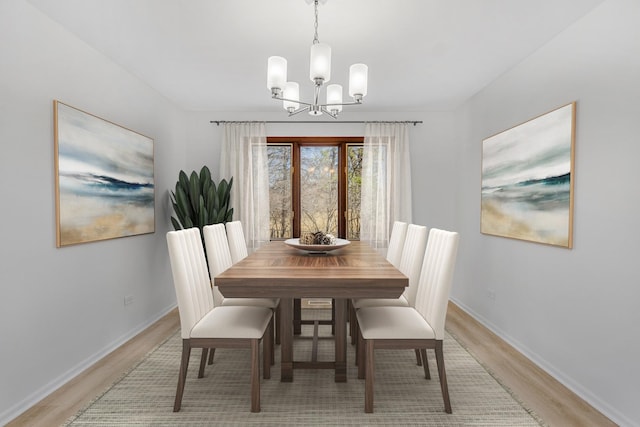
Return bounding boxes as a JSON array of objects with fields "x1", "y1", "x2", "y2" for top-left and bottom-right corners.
[{"x1": 214, "y1": 240, "x2": 408, "y2": 382}]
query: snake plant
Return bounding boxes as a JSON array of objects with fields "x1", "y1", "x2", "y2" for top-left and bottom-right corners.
[{"x1": 170, "y1": 166, "x2": 233, "y2": 232}]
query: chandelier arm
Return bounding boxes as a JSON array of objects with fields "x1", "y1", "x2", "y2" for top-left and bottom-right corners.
[
  {"x1": 320, "y1": 107, "x2": 339, "y2": 119},
  {"x1": 319, "y1": 100, "x2": 364, "y2": 108},
  {"x1": 288, "y1": 106, "x2": 311, "y2": 117},
  {"x1": 273, "y1": 94, "x2": 364, "y2": 109},
  {"x1": 271, "y1": 94, "x2": 316, "y2": 108}
]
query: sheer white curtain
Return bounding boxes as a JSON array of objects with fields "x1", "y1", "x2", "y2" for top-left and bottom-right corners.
[
  {"x1": 360, "y1": 122, "x2": 412, "y2": 250},
  {"x1": 220, "y1": 122, "x2": 270, "y2": 253}
]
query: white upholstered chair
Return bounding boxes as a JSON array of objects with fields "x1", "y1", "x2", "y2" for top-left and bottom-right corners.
[
  {"x1": 356, "y1": 228, "x2": 460, "y2": 413},
  {"x1": 203, "y1": 223, "x2": 279, "y2": 361},
  {"x1": 385, "y1": 221, "x2": 408, "y2": 269},
  {"x1": 166, "y1": 227, "x2": 273, "y2": 413},
  {"x1": 354, "y1": 224, "x2": 427, "y2": 309},
  {"x1": 351, "y1": 224, "x2": 427, "y2": 362},
  {"x1": 225, "y1": 220, "x2": 281, "y2": 344},
  {"x1": 225, "y1": 220, "x2": 249, "y2": 264},
  {"x1": 350, "y1": 224, "x2": 427, "y2": 346},
  {"x1": 203, "y1": 223, "x2": 279, "y2": 310},
  {"x1": 347, "y1": 220, "x2": 407, "y2": 342}
]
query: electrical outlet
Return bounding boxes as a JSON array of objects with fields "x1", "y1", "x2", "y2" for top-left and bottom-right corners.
[
  {"x1": 124, "y1": 295, "x2": 134, "y2": 306},
  {"x1": 486, "y1": 289, "x2": 496, "y2": 301}
]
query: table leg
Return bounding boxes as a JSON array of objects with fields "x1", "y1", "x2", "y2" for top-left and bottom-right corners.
[
  {"x1": 293, "y1": 298, "x2": 301, "y2": 335},
  {"x1": 280, "y1": 297, "x2": 294, "y2": 382},
  {"x1": 334, "y1": 298, "x2": 347, "y2": 382}
]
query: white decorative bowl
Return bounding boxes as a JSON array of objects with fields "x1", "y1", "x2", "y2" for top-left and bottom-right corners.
[{"x1": 284, "y1": 238, "x2": 351, "y2": 254}]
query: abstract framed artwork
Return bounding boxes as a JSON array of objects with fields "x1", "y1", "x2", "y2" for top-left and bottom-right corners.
[
  {"x1": 481, "y1": 102, "x2": 576, "y2": 248},
  {"x1": 54, "y1": 101, "x2": 155, "y2": 247}
]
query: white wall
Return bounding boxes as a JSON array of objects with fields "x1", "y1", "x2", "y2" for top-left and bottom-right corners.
[
  {"x1": 0, "y1": 1, "x2": 184, "y2": 423},
  {"x1": 452, "y1": 0, "x2": 640, "y2": 425}
]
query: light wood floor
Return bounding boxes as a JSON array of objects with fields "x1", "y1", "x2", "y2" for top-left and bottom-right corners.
[
  {"x1": 445, "y1": 303, "x2": 617, "y2": 427},
  {"x1": 8, "y1": 303, "x2": 617, "y2": 427}
]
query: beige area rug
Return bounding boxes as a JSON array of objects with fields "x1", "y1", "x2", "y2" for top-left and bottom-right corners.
[{"x1": 65, "y1": 310, "x2": 545, "y2": 426}]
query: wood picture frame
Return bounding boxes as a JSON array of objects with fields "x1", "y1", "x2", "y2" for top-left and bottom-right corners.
[
  {"x1": 54, "y1": 101, "x2": 155, "y2": 247},
  {"x1": 481, "y1": 102, "x2": 576, "y2": 248}
]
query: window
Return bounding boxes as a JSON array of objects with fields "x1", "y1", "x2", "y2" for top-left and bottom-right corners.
[
  {"x1": 267, "y1": 137, "x2": 363, "y2": 240},
  {"x1": 346, "y1": 144, "x2": 363, "y2": 240},
  {"x1": 268, "y1": 144, "x2": 292, "y2": 239}
]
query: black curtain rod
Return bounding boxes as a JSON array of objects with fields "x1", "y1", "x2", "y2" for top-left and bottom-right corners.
[{"x1": 210, "y1": 120, "x2": 423, "y2": 126}]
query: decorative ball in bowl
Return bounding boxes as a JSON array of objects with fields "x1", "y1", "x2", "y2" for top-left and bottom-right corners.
[{"x1": 284, "y1": 231, "x2": 350, "y2": 254}]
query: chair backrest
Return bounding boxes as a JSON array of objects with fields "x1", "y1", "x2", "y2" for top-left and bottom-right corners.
[
  {"x1": 202, "y1": 223, "x2": 234, "y2": 306},
  {"x1": 226, "y1": 220, "x2": 249, "y2": 264},
  {"x1": 166, "y1": 228, "x2": 215, "y2": 339},
  {"x1": 398, "y1": 224, "x2": 428, "y2": 306},
  {"x1": 414, "y1": 228, "x2": 460, "y2": 340},
  {"x1": 386, "y1": 221, "x2": 408, "y2": 268}
]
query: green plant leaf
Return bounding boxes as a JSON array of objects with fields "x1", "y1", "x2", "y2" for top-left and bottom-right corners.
[
  {"x1": 202, "y1": 179, "x2": 211, "y2": 205},
  {"x1": 175, "y1": 186, "x2": 193, "y2": 222},
  {"x1": 205, "y1": 185, "x2": 216, "y2": 221},
  {"x1": 226, "y1": 176, "x2": 234, "y2": 200},
  {"x1": 199, "y1": 166, "x2": 211, "y2": 192},
  {"x1": 221, "y1": 178, "x2": 232, "y2": 210},
  {"x1": 188, "y1": 172, "x2": 200, "y2": 213},
  {"x1": 198, "y1": 196, "x2": 208, "y2": 228},
  {"x1": 214, "y1": 208, "x2": 226, "y2": 223},
  {"x1": 170, "y1": 202, "x2": 183, "y2": 227},
  {"x1": 178, "y1": 170, "x2": 189, "y2": 192},
  {"x1": 217, "y1": 181, "x2": 227, "y2": 214},
  {"x1": 217, "y1": 179, "x2": 228, "y2": 200},
  {"x1": 170, "y1": 217, "x2": 182, "y2": 231}
]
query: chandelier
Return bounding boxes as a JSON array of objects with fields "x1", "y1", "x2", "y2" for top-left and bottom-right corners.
[{"x1": 266, "y1": 0, "x2": 368, "y2": 118}]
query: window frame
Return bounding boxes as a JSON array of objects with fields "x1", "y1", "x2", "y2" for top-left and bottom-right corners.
[{"x1": 267, "y1": 136, "x2": 364, "y2": 239}]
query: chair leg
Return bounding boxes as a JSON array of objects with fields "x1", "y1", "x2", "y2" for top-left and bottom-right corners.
[
  {"x1": 250, "y1": 339, "x2": 261, "y2": 413},
  {"x1": 364, "y1": 339, "x2": 375, "y2": 413},
  {"x1": 331, "y1": 298, "x2": 336, "y2": 335},
  {"x1": 275, "y1": 303, "x2": 281, "y2": 345},
  {"x1": 198, "y1": 348, "x2": 208, "y2": 378},
  {"x1": 264, "y1": 322, "x2": 272, "y2": 379},
  {"x1": 357, "y1": 329, "x2": 365, "y2": 379},
  {"x1": 349, "y1": 302, "x2": 357, "y2": 345},
  {"x1": 415, "y1": 348, "x2": 422, "y2": 366},
  {"x1": 354, "y1": 316, "x2": 361, "y2": 367},
  {"x1": 174, "y1": 339, "x2": 192, "y2": 412},
  {"x1": 420, "y1": 349, "x2": 431, "y2": 379},
  {"x1": 207, "y1": 348, "x2": 216, "y2": 365},
  {"x1": 434, "y1": 340, "x2": 452, "y2": 414},
  {"x1": 293, "y1": 298, "x2": 302, "y2": 335},
  {"x1": 270, "y1": 315, "x2": 275, "y2": 365}
]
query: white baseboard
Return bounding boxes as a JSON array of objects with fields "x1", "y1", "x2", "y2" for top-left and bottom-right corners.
[
  {"x1": 0, "y1": 303, "x2": 177, "y2": 426},
  {"x1": 449, "y1": 297, "x2": 635, "y2": 427}
]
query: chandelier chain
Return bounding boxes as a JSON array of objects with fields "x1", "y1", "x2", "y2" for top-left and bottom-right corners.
[{"x1": 313, "y1": 0, "x2": 319, "y2": 45}]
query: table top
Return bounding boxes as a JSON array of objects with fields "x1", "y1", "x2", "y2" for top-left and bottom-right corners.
[{"x1": 215, "y1": 240, "x2": 408, "y2": 299}]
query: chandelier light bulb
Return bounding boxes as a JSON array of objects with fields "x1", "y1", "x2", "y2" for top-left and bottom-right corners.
[
  {"x1": 283, "y1": 82, "x2": 300, "y2": 112},
  {"x1": 267, "y1": 56, "x2": 287, "y2": 92},
  {"x1": 309, "y1": 43, "x2": 331, "y2": 83},
  {"x1": 348, "y1": 64, "x2": 368, "y2": 99},
  {"x1": 326, "y1": 84, "x2": 343, "y2": 113}
]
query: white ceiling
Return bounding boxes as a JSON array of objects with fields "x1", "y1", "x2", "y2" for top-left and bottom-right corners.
[{"x1": 27, "y1": 0, "x2": 604, "y2": 113}]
